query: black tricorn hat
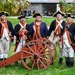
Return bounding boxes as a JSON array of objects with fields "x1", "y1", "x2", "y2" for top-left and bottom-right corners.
[
  {"x1": 66, "y1": 13, "x2": 71, "y2": 18},
  {"x1": 33, "y1": 12, "x2": 42, "y2": 17},
  {"x1": 0, "y1": 11, "x2": 9, "y2": 16},
  {"x1": 17, "y1": 15, "x2": 25, "y2": 19},
  {"x1": 53, "y1": 11, "x2": 64, "y2": 17}
]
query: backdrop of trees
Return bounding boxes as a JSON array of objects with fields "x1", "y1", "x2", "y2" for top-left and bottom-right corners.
[
  {"x1": 0, "y1": 0, "x2": 31, "y2": 15},
  {"x1": 60, "y1": 0, "x2": 75, "y2": 14},
  {"x1": 0, "y1": 0, "x2": 75, "y2": 15}
]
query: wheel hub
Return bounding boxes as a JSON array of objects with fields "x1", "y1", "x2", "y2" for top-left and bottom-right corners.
[{"x1": 34, "y1": 54, "x2": 38, "y2": 59}]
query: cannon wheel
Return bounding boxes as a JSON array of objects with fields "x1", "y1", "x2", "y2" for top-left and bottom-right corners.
[
  {"x1": 21, "y1": 39, "x2": 52, "y2": 70},
  {"x1": 42, "y1": 38, "x2": 56, "y2": 64}
]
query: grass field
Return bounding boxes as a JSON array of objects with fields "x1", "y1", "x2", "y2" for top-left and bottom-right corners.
[
  {"x1": 0, "y1": 17, "x2": 75, "y2": 75},
  {"x1": 7, "y1": 16, "x2": 55, "y2": 27}
]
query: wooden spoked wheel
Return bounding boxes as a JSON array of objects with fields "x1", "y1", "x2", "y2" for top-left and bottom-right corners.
[
  {"x1": 42, "y1": 38, "x2": 56, "y2": 64},
  {"x1": 21, "y1": 39, "x2": 52, "y2": 70}
]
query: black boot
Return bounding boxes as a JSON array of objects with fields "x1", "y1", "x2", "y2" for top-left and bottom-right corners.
[
  {"x1": 68, "y1": 57, "x2": 74, "y2": 68},
  {"x1": 70, "y1": 62, "x2": 74, "y2": 67},
  {"x1": 23, "y1": 58, "x2": 26, "y2": 62},
  {"x1": 4, "y1": 58, "x2": 6, "y2": 60},
  {"x1": 14, "y1": 61, "x2": 18, "y2": 65},
  {"x1": 0, "y1": 59, "x2": 3, "y2": 61},
  {"x1": 51, "y1": 57, "x2": 54, "y2": 65},
  {"x1": 58, "y1": 58, "x2": 63, "y2": 64},
  {"x1": 65, "y1": 57, "x2": 69, "y2": 66}
]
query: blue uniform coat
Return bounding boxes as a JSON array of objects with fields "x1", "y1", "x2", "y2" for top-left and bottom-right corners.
[
  {"x1": 48, "y1": 20, "x2": 66, "y2": 36},
  {"x1": 29, "y1": 22, "x2": 48, "y2": 38},
  {"x1": 0, "y1": 21, "x2": 13, "y2": 38},
  {"x1": 68, "y1": 23, "x2": 75, "y2": 44},
  {"x1": 14, "y1": 24, "x2": 30, "y2": 43}
]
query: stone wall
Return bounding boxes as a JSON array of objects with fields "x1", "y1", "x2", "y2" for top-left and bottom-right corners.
[{"x1": 27, "y1": 3, "x2": 56, "y2": 16}]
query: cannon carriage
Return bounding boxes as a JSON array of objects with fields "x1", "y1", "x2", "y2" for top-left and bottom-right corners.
[{"x1": 0, "y1": 38, "x2": 56, "y2": 70}]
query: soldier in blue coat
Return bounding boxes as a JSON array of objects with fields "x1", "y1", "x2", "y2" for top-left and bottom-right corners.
[
  {"x1": 66, "y1": 14, "x2": 75, "y2": 45},
  {"x1": 29, "y1": 12, "x2": 48, "y2": 68},
  {"x1": 0, "y1": 12, "x2": 13, "y2": 39},
  {"x1": 29, "y1": 13, "x2": 48, "y2": 40},
  {"x1": 14, "y1": 15, "x2": 30, "y2": 52},
  {"x1": 13, "y1": 15, "x2": 30, "y2": 64},
  {"x1": 63, "y1": 14, "x2": 75, "y2": 67},
  {"x1": 48, "y1": 11, "x2": 66, "y2": 64},
  {"x1": 0, "y1": 11, "x2": 13, "y2": 61}
]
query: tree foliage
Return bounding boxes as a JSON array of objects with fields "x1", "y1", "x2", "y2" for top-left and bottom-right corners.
[
  {"x1": 0, "y1": 0, "x2": 31, "y2": 15},
  {"x1": 60, "y1": 0, "x2": 75, "y2": 14}
]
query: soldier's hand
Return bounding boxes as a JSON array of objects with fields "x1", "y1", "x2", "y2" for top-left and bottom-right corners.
[{"x1": 8, "y1": 32, "x2": 12, "y2": 37}]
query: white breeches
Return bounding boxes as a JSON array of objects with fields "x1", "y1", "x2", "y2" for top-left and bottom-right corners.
[
  {"x1": 16, "y1": 39, "x2": 26, "y2": 53},
  {"x1": 0, "y1": 39, "x2": 10, "y2": 59},
  {"x1": 63, "y1": 32, "x2": 74, "y2": 57},
  {"x1": 57, "y1": 39, "x2": 65, "y2": 58},
  {"x1": 49, "y1": 34, "x2": 64, "y2": 58},
  {"x1": 0, "y1": 28, "x2": 10, "y2": 59},
  {"x1": 63, "y1": 45, "x2": 74, "y2": 57}
]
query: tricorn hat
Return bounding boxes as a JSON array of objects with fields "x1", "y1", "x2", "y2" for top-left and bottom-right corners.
[
  {"x1": 33, "y1": 12, "x2": 42, "y2": 17},
  {"x1": 53, "y1": 11, "x2": 64, "y2": 17},
  {"x1": 17, "y1": 15, "x2": 25, "y2": 19},
  {"x1": 0, "y1": 11, "x2": 9, "y2": 16}
]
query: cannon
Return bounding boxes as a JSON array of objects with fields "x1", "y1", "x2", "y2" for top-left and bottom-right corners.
[{"x1": 0, "y1": 38, "x2": 56, "y2": 70}]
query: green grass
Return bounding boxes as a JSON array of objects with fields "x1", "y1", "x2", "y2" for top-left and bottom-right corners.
[
  {"x1": 7, "y1": 16, "x2": 75, "y2": 27},
  {"x1": 0, "y1": 17, "x2": 75, "y2": 75},
  {"x1": 7, "y1": 17, "x2": 56, "y2": 27}
]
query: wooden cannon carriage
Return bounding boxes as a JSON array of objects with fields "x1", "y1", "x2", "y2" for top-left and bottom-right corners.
[{"x1": 0, "y1": 38, "x2": 56, "y2": 70}]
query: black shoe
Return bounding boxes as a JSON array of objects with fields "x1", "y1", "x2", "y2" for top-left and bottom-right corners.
[
  {"x1": 65, "y1": 57, "x2": 69, "y2": 66},
  {"x1": 50, "y1": 57, "x2": 54, "y2": 65},
  {"x1": 50, "y1": 62, "x2": 54, "y2": 65},
  {"x1": 68, "y1": 62, "x2": 74, "y2": 68},
  {"x1": 23, "y1": 58, "x2": 26, "y2": 62},
  {"x1": 4, "y1": 58, "x2": 6, "y2": 60},
  {"x1": 68, "y1": 57, "x2": 74, "y2": 68},
  {"x1": 58, "y1": 58, "x2": 63, "y2": 65},
  {"x1": 0, "y1": 59, "x2": 3, "y2": 61},
  {"x1": 14, "y1": 61, "x2": 18, "y2": 65}
]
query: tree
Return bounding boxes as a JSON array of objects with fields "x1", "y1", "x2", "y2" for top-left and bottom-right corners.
[
  {"x1": 0, "y1": 0, "x2": 31, "y2": 15},
  {"x1": 59, "y1": 0, "x2": 75, "y2": 14}
]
